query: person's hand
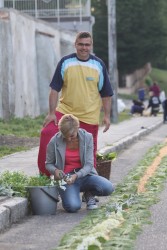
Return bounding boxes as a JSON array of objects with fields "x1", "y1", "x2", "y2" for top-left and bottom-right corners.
[
  {"x1": 43, "y1": 113, "x2": 57, "y2": 127},
  {"x1": 65, "y1": 174, "x2": 77, "y2": 185},
  {"x1": 54, "y1": 169, "x2": 65, "y2": 180},
  {"x1": 102, "y1": 116, "x2": 111, "y2": 132}
]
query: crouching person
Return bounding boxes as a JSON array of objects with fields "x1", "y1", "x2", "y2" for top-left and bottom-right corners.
[{"x1": 45, "y1": 114, "x2": 114, "y2": 213}]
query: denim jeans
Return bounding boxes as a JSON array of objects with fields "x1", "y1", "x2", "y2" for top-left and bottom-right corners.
[{"x1": 58, "y1": 175, "x2": 114, "y2": 213}]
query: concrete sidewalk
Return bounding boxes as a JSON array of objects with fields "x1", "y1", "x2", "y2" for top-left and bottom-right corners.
[
  {"x1": 0, "y1": 115, "x2": 164, "y2": 233},
  {"x1": 0, "y1": 115, "x2": 162, "y2": 175}
]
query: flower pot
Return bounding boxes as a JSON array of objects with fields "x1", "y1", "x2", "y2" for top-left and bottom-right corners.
[
  {"x1": 96, "y1": 160, "x2": 112, "y2": 180},
  {"x1": 27, "y1": 186, "x2": 59, "y2": 215}
]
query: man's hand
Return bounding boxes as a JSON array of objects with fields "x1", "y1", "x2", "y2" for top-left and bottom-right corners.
[
  {"x1": 43, "y1": 113, "x2": 57, "y2": 127},
  {"x1": 101, "y1": 96, "x2": 112, "y2": 132},
  {"x1": 43, "y1": 89, "x2": 59, "y2": 127},
  {"x1": 102, "y1": 116, "x2": 111, "y2": 132}
]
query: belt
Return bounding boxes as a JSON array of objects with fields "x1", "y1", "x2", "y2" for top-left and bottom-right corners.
[{"x1": 68, "y1": 168, "x2": 81, "y2": 175}]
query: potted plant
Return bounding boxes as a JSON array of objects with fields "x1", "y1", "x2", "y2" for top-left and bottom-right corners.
[
  {"x1": 96, "y1": 152, "x2": 117, "y2": 180},
  {"x1": 25, "y1": 175, "x2": 62, "y2": 215}
]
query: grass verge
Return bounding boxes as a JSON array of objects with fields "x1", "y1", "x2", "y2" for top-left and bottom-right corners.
[
  {"x1": 0, "y1": 146, "x2": 29, "y2": 158},
  {"x1": 0, "y1": 115, "x2": 45, "y2": 137},
  {"x1": 0, "y1": 110, "x2": 131, "y2": 158}
]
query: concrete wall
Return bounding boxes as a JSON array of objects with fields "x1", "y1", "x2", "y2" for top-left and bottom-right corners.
[{"x1": 0, "y1": 8, "x2": 76, "y2": 119}]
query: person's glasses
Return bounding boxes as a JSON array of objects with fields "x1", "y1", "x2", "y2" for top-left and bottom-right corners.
[{"x1": 77, "y1": 43, "x2": 91, "y2": 47}]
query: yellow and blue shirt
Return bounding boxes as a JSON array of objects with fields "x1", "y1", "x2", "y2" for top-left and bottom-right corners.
[{"x1": 50, "y1": 53, "x2": 113, "y2": 124}]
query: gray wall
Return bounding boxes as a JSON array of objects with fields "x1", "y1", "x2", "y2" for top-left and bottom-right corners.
[{"x1": 0, "y1": 8, "x2": 76, "y2": 119}]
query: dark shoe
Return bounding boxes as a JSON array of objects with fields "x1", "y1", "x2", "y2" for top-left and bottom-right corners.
[{"x1": 84, "y1": 192, "x2": 98, "y2": 210}]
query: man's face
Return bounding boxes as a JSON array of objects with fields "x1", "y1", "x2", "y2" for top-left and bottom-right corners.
[{"x1": 75, "y1": 37, "x2": 92, "y2": 60}]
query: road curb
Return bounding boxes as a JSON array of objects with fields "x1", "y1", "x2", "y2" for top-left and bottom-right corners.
[
  {"x1": 98, "y1": 120, "x2": 163, "y2": 155},
  {"x1": 0, "y1": 197, "x2": 28, "y2": 232}
]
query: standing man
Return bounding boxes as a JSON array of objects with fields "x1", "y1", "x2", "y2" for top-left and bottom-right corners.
[{"x1": 38, "y1": 31, "x2": 114, "y2": 176}]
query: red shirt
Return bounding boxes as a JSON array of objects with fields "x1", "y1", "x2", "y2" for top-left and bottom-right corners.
[{"x1": 64, "y1": 148, "x2": 81, "y2": 174}]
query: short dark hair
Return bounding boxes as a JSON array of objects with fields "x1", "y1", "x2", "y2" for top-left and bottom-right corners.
[{"x1": 75, "y1": 31, "x2": 92, "y2": 41}]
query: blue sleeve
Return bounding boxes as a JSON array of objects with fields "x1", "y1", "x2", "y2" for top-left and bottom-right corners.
[
  {"x1": 49, "y1": 60, "x2": 63, "y2": 92},
  {"x1": 99, "y1": 62, "x2": 114, "y2": 97}
]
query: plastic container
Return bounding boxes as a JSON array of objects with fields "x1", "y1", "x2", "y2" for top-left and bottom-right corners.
[{"x1": 27, "y1": 186, "x2": 59, "y2": 215}]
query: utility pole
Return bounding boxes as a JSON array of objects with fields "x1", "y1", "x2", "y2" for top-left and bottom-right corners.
[{"x1": 107, "y1": 0, "x2": 118, "y2": 123}]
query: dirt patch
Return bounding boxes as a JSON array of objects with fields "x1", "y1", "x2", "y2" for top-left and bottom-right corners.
[{"x1": 0, "y1": 135, "x2": 39, "y2": 148}]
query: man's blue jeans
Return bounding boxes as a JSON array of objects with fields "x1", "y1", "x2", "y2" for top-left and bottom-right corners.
[{"x1": 58, "y1": 175, "x2": 114, "y2": 213}]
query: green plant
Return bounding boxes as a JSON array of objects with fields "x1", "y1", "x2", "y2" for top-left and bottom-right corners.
[
  {"x1": 0, "y1": 171, "x2": 29, "y2": 197},
  {"x1": 96, "y1": 152, "x2": 117, "y2": 161},
  {"x1": 0, "y1": 172, "x2": 54, "y2": 197},
  {"x1": 0, "y1": 185, "x2": 15, "y2": 197},
  {"x1": 27, "y1": 175, "x2": 52, "y2": 187},
  {"x1": 0, "y1": 171, "x2": 67, "y2": 198},
  {"x1": 27, "y1": 175, "x2": 66, "y2": 190}
]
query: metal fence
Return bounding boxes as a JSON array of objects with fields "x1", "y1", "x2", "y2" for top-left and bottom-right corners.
[{"x1": 4, "y1": 0, "x2": 90, "y2": 18}]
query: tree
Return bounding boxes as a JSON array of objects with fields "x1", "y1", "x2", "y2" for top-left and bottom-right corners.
[
  {"x1": 91, "y1": 0, "x2": 108, "y2": 68},
  {"x1": 116, "y1": 0, "x2": 167, "y2": 73},
  {"x1": 92, "y1": 0, "x2": 167, "y2": 75}
]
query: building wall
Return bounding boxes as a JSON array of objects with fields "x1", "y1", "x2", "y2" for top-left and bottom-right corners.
[{"x1": 0, "y1": 8, "x2": 76, "y2": 119}]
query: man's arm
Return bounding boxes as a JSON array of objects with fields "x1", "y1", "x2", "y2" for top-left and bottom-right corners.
[
  {"x1": 43, "y1": 88, "x2": 59, "y2": 127},
  {"x1": 101, "y1": 96, "x2": 112, "y2": 132}
]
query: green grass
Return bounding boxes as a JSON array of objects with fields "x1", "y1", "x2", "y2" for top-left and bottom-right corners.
[
  {"x1": 0, "y1": 111, "x2": 131, "y2": 138},
  {"x1": 0, "y1": 115, "x2": 45, "y2": 137},
  {"x1": 118, "y1": 93, "x2": 138, "y2": 100},
  {"x1": 0, "y1": 146, "x2": 29, "y2": 158},
  {"x1": 0, "y1": 110, "x2": 131, "y2": 159},
  {"x1": 0, "y1": 115, "x2": 45, "y2": 158},
  {"x1": 100, "y1": 107, "x2": 131, "y2": 125},
  {"x1": 0, "y1": 109, "x2": 131, "y2": 158},
  {"x1": 118, "y1": 109, "x2": 131, "y2": 122},
  {"x1": 149, "y1": 67, "x2": 167, "y2": 94}
]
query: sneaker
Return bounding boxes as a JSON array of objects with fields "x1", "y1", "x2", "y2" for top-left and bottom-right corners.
[
  {"x1": 84, "y1": 192, "x2": 98, "y2": 210},
  {"x1": 82, "y1": 193, "x2": 99, "y2": 202}
]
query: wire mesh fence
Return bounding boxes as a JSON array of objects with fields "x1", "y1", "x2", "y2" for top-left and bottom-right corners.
[{"x1": 4, "y1": 0, "x2": 90, "y2": 18}]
